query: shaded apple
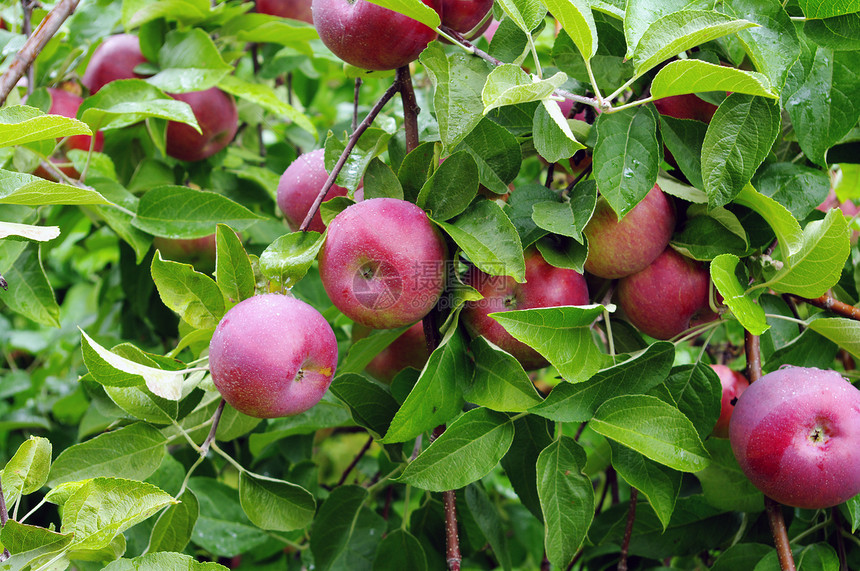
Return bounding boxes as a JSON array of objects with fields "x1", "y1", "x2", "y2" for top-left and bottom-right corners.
[
  {"x1": 209, "y1": 294, "x2": 338, "y2": 418},
  {"x1": 616, "y1": 247, "x2": 711, "y2": 340},
  {"x1": 461, "y1": 248, "x2": 589, "y2": 370},
  {"x1": 277, "y1": 148, "x2": 356, "y2": 233},
  {"x1": 319, "y1": 198, "x2": 447, "y2": 329},
  {"x1": 583, "y1": 183, "x2": 676, "y2": 279},
  {"x1": 710, "y1": 364, "x2": 749, "y2": 439},
  {"x1": 46, "y1": 88, "x2": 104, "y2": 153},
  {"x1": 153, "y1": 234, "x2": 218, "y2": 274},
  {"x1": 81, "y1": 33, "x2": 148, "y2": 94},
  {"x1": 730, "y1": 366, "x2": 860, "y2": 509},
  {"x1": 312, "y1": 0, "x2": 439, "y2": 70},
  {"x1": 352, "y1": 321, "x2": 429, "y2": 383},
  {"x1": 166, "y1": 88, "x2": 239, "y2": 162},
  {"x1": 653, "y1": 93, "x2": 718, "y2": 123},
  {"x1": 257, "y1": 0, "x2": 313, "y2": 23},
  {"x1": 438, "y1": 0, "x2": 493, "y2": 38}
]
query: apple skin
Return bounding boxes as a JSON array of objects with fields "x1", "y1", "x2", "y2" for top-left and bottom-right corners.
[
  {"x1": 209, "y1": 294, "x2": 338, "y2": 418},
  {"x1": 583, "y1": 183, "x2": 676, "y2": 279},
  {"x1": 729, "y1": 366, "x2": 860, "y2": 509},
  {"x1": 312, "y1": 0, "x2": 439, "y2": 71},
  {"x1": 81, "y1": 34, "x2": 148, "y2": 94},
  {"x1": 154, "y1": 234, "x2": 218, "y2": 274},
  {"x1": 461, "y1": 249, "x2": 589, "y2": 370},
  {"x1": 257, "y1": 0, "x2": 313, "y2": 23},
  {"x1": 439, "y1": 0, "x2": 493, "y2": 35},
  {"x1": 277, "y1": 148, "x2": 355, "y2": 233},
  {"x1": 165, "y1": 88, "x2": 239, "y2": 162},
  {"x1": 319, "y1": 198, "x2": 447, "y2": 329},
  {"x1": 653, "y1": 93, "x2": 718, "y2": 123},
  {"x1": 710, "y1": 364, "x2": 749, "y2": 439},
  {"x1": 46, "y1": 88, "x2": 104, "y2": 153},
  {"x1": 352, "y1": 322, "x2": 429, "y2": 383},
  {"x1": 616, "y1": 248, "x2": 711, "y2": 340}
]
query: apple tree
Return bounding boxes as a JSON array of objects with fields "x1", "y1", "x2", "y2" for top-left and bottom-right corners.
[{"x1": 1, "y1": 0, "x2": 860, "y2": 569}]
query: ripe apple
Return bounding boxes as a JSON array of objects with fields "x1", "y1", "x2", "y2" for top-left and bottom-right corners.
[
  {"x1": 583, "y1": 183, "x2": 676, "y2": 279},
  {"x1": 257, "y1": 0, "x2": 313, "y2": 23},
  {"x1": 165, "y1": 88, "x2": 239, "y2": 162},
  {"x1": 653, "y1": 93, "x2": 718, "y2": 123},
  {"x1": 312, "y1": 0, "x2": 439, "y2": 71},
  {"x1": 46, "y1": 88, "x2": 104, "y2": 153},
  {"x1": 710, "y1": 364, "x2": 749, "y2": 439},
  {"x1": 209, "y1": 293, "x2": 338, "y2": 418},
  {"x1": 277, "y1": 148, "x2": 356, "y2": 233},
  {"x1": 352, "y1": 321, "x2": 429, "y2": 382},
  {"x1": 153, "y1": 234, "x2": 218, "y2": 274},
  {"x1": 318, "y1": 198, "x2": 447, "y2": 329},
  {"x1": 439, "y1": 0, "x2": 493, "y2": 37},
  {"x1": 461, "y1": 248, "x2": 590, "y2": 370},
  {"x1": 616, "y1": 247, "x2": 711, "y2": 340},
  {"x1": 81, "y1": 33, "x2": 148, "y2": 94},
  {"x1": 729, "y1": 366, "x2": 860, "y2": 509}
]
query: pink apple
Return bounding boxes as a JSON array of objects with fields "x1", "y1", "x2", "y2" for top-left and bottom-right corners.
[
  {"x1": 583, "y1": 183, "x2": 676, "y2": 279},
  {"x1": 257, "y1": 0, "x2": 313, "y2": 23},
  {"x1": 730, "y1": 366, "x2": 860, "y2": 509},
  {"x1": 461, "y1": 248, "x2": 589, "y2": 370},
  {"x1": 277, "y1": 149, "x2": 356, "y2": 233},
  {"x1": 81, "y1": 34, "x2": 148, "y2": 94},
  {"x1": 209, "y1": 294, "x2": 338, "y2": 418},
  {"x1": 352, "y1": 321, "x2": 429, "y2": 382},
  {"x1": 312, "y1": 0, "x2": 439, "y2": 71},
  {"x1": 319, "y1": 198, "x2": 447, "y2": 329},
  {"x1": 616, "y1": 248, "x2": 711, "y2": 340},
  {"x1": 710, "y1": 364, "x2": 749, "y2": 439},
  {"x1": 153, "y1": 234, "x2": 218, "y2": 274},
  {"x1": 165, "y1": 88, "x2": 239, "y2": 162}
]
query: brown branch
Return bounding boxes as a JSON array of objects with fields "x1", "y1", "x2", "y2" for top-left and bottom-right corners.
[
  {"x1": 21, "y1": 0, "x2": 35, "y2": 98},
  {"x1": 198, "y1": 398, "x2": 226, "y2": 457},
  {"x1": 443, "y1": 489, "x2": 461, "y2": 571},
  {"x1": 336, "y1": 435, "x2": 373, "y2": 486},
  {"x1": 795, "y1": 294, "x2": 860, "y2": 321},
  {"x1": 0, "y1": 474, "x2": 10, "y2": 561},
  {"x1": 397, "y1": 66, "x2": 420, "y2": 154},
  {"x1": 833, "y1": 507, "x2": 848, "y2": 571},
  {"x1": 352, "y1": 78, "x2": 362, "y2": 133},
  {"x1": 0, "y1": 0, "x2": 81, "y2": 105},
  {"x1": 617, "y1": 488, "x2": 638, "y2": 571},
  {"x1": 745, "y1": 331, "x2": 762, "y2": 383},
  {"x1": 544, "y1": 163, "x2": 555, "y2": 188}
]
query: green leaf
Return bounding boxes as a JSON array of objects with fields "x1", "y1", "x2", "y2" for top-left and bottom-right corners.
[
  {"x1": 0, "y1": 520, "x2": 72, "y2": 562},
  {"x1": 652, "y1": 60, "x2": 777, "y2": 100},
  {"x1": 591, "y1": 395, "x2": 710, "y2": 472},
  {"x1": 532, "y1": 181, "x2": 596, "y2": 242},
  {"x1": 186, "y1": 477, "x2": 268, "y2": 557},
  {"x1": 417, "y1": 151, "x2": 479, "y2": 221},
  {"x1": 221, "y1": 13, "x2": 318, "y2": 50},
  {"x1": 530, "y1": 341, "x2": 675, "y2": 422},
  {"x1": 733, "y1": 184, "x2": 803, "y2": 259},
  {"x1": 653, "y1": 363, "x2": 722, "y2": 440},
  {"x1": 695, "y1": 439, "x2": 764, "y2": 512},
  {"x1": 765, "y1": 209, "x2": 851, "y2": 297},
  {"x1": 0, "y1": 169, "x2": 111, "y2": 206},
  {"x1": 0, "y1": 221, "x2": 59, "y2": 241},
  {"x1": 804, "y1": 13, "x2": 860, "y2": 51},
  {"x1": 463, "y1": 484, "x2": 513, "y2": 571},
  {"x1": 330, "y1": 373, "x2": 401, "y2": 438},
  {"x1": 122, "y1": 0, "x2": 211, "y2": 28},
  {"x1": 542, "y1": 0, "x2": 597, "y2": 60},
  {"x1": 752, "y1": 162, "x2": 831, "y2": 221},
  {"x1": 501, "y1": 415, "x2": 553, "y2": 521},
  {"x1": 397, "y1": 142, "x2": 436, "y2": 203},
  {"x1": 496, "y1": 0, "x2": 547, "y2": 32},
  {"x1": 103, "y1": 552, "x2": 228, "y2": 571},
  {"x1": 146, "y1": 29, "x2": 233, "y2": 92},
  {"x1": 258, "y1": 231, "x2": 324, "y2": 288},
  {"x1": 340, "y1": 325, "x2": 412, "y2": 375},
  {"x1": 146, "y1": 488, "x2": 198, "y2": 554},
  {"x1": 362, "y1": 158, "x2": 403, "y2": 200},
  {"x1": 809, "y1": 318, "x2": 860, "y2": 360},
  {"x1": 537, "y1": 437, "x2": 594, "y2": 568},
  {"x1": 382, "y1": 328, "x2": 469, "y2": 443},
  {"x1": 533, "y1": 100, "x2": 586, "y2": 163},
  {"x1": 239, "y1": 472, "x2": 316, "y2": 531},
  {"x1": 0, "y1": 436, "x2": 51, "y2": 509},
  {"x1": 215, "y1": 224, "x2": 254, "y2": 306},
  {"x1": 47, "y1": 423, "x2": 167, "y2": 487},
  {"x1": 365, "y1": 0, "x2": 440, "y2": 27},
  {"x1": 433, "y1": 200, "x2": 526, "y2": 282},
  {"x1": 151, "y1": 252, "x2": 225, "y2": 330},
  {"x1": 797, "y1": 0, "x2": 860, "y2": 18},
  {"x1": 624, "y1": 0, "x2": 716, "y2": 59},
  {"x1": 398, "y1": 407, "x2": 514, "y2": 491},
  {"x1": 711, "y1": 254, "x2": 768, "y2": 335},
  {"x1": 133, "y1": 185, "x2": 261, "y2": 238},
  {"x1": 593, "y1": 105, "x2": 661, "y2": 218},
  {"x1": 466, "y1": 336, "x2": 543, "y2": 412},
  {"x1": 310, "y1": 485, "x2": 386, "y2": 571},
  {"x1": 79, "y1": 79, "x2": 200, "y2": 132},
  {"x1": 219, "y1": 75, "x2": 315, "y2": 137},
  {"x1": 454, "y1": 117, "x2": 522, "y2": 195},
  {"x1": 372, "y1": 529, "x2": 427, "y2": 571},
  {"x1": 710, "y1": 543, "x2": 773, "y2": 571},
  {"x1": 536, "y1": 235, "x2": 589, "y2": 273},
  {"x1": 0, "y1": 105, "x2": 92, "y2": 148},
  {"x1": 483, "y1": 66, "x2": 568, "y2": 114},
  {"x1": 609, "y1": 442, "x2": 681, "y2": 530},
  {"x1": 631, "y1": 11, "x2": 756, "y2": 77},
  {"x1": 491, "y1": 305, "x2": 607, "y2": 383},
  {"x1": 326, "y1": 126, "x2": 394, "y2": 193},
  {"x1": 671, "y1": 206, "x2": 749, "y2": 260},
  {"x1": 701, "y1": 94, "x2": 781, "y2": 208},
  {"x1": 506, "y1": 183, "x2": 556, "y2": 247},
  {"x1": 0, "y1": 244, "x2": 59, "y2": 327}
]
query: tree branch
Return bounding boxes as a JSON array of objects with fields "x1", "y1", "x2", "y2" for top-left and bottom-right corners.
[
  {"x1": 617, "y1": 488, "x2": 638, "y2": 571},
  {"x1": 337, "y1": 435, "x2": 373, "y2": 486},
  {"x1": 0, "y1": 0, "x2": 81, "y2": 105},
  {"x1": 397, "y1": 66, "x2": 420, "y2": 154},
  {"x1": 198, "y1": 398, "x2": 226, "y2": 457},
  {"x1": 795, "y1": 294, "x2": 860, "y2": 321}
]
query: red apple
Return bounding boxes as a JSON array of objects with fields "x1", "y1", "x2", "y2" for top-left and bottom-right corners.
[
  {"x1": 319, "y1": 198, "x2": 447, "y2": 329},
  {"x1": 439, "y1": 0, "x2": 493, "y2": 36},
  {"x1": 46, "y1": 88, "x2": 104, "y2": 153},
  {"x1": 730, "y1": 366, "x2": 860, "y2": 509},
  {"x1": 153, "y1": 234, "x2": 218, "y2": 274},
  {"x1": 616, "y1": 248, "x2": 711, "y2": 340},
  {"x1": 583, "y1": 183, "x2": 676, "y2": 279},
  {"x1": 653, "y1": 93, "x2": 718, "y2": 123},
  {"x1": 461, "y1": 248, "x2": 590, "y2": 370},
  {"x1": 81, "y1": 33, "x2": 148, "y2": 94},
  {"x1": 257, "y1": 0, "x2": 313, "y2": 23},
  {"x1": 312, "y1": 0, "x2": 439, "y2": 71},
  {"x1": 165, "y1": 88, "x2": 239, "y2": 162},
  {"x1": 710, "y1": 364, "x2": 749, "y2": 439},
  {"x1": 352, "y1": 321, "x2": 429, "y2": 383},
  {"x1": 209, "y1": 293, "x2": 338, "y2": 418},
  {"x1": 482, "y1": 19, "x2": 499, "y2": 43},
  {"x1": 277, "y1": 148, "x2": 355, "y2": 233}
]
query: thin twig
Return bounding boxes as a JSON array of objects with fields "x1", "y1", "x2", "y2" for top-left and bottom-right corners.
[
  {"x1": 0, "y1": 475, "x2": 10, "y2": 561},
  {"x1": 833, "y1": 508, "x2": 848, "y2": 571},
  {"x1": 745, "y1": 331, "x2": 762, "y2": 383},
  {"x1": 0, "y1": 0, "x2": 81, "y2": 104},
  {"x1": 336, "y1": 435, "x2": 373, "y2": 486},
  {"x1": 352, "y1": 78, "x2": 362, "y2": 133},
  {"x1": 795, "y1": 294, "x2": 860, "y2": 321},
  {"x1": 21, "y1": 0, "x2": 35, "y2": 97},
  {"x1": 250, "y1": 43, "x2": 265, "y2": 157},
  {"x1": 617, "y1": 488, "x2": 638, "y2": 571},
  {"x1": 198, "y1": 399, "x2": 226, "y2": 457},
  {"x1": 544, "y1": 163, "x2": 555, "y2": 188}
]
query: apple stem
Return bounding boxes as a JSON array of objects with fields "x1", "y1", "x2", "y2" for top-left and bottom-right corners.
[
  {"x1": 795, "y1": 293, "x2": 860, "y2": 321},
  {"x1": 352, "y1": 78, "x2": 362, "y2": 133},
  {"x1": 745, "y1": 331, "x2": 762, "y2": 383},
  {"x1": 617, "y1": 488, "x2": 638, "y2": 571},
  {"x1": 765, "y1": 497, "x2": 797, "y2": 571},
  {"x1": 198, "y1": 398, "x2": 226, "y2": 457},
  {"x1": 397, "y1": 66, "x2": 420, "y2": 154},
  {"x1": 0, "y1": 0, "x2": 81, "y2": 105},
  {"x1": 544, "y1": 163, "x2": 555, "y2": 188},
  {"x1": 336, "y1": 435, "x2": 373, "y2": 486}
]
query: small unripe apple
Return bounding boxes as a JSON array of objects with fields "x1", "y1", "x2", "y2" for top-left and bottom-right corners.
[
  {"x1": 257, "y1": 0, "x2": 313, "y2": 23},
  {"x1": 730, "y1": 366, "x2": 860, "y2": 509},
  {"x1": 209, "y1": 294, "x2": 338, "y2": 418},
  {"x1": 312, "y1": 0, "x2": 439, "y2": 71},
  {"x1": 352, "y1": 321, "x2": 429, "y2": 382},
  {"x1": 81, "y1": 34, "x2": 148, "y2": 94},
  {"x1": 461, "y1": 248, "x2": 589, "y2": 370},
  {"x1": 277, "y1": 149, "x2": 356, "y2": 233},
  {"x1": 166, "y1": 88, "x2": 239, "y2": 162},
  {"x1": 710, "y1": 364, "x2": 749, "y2": 439},
  {"x1": 319, "y1": 198, "x2": 447, "y2": 329},
  {"x1": 583, "y1": 184, "x2": 676, "y2": 279},
  {"x1": 616, "y1": 248, "x2": 711, "y2": 340}
]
